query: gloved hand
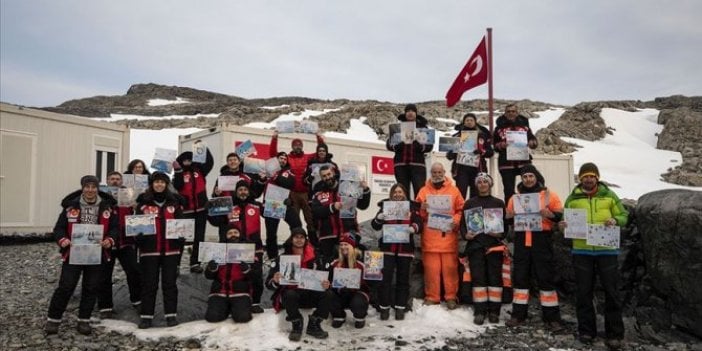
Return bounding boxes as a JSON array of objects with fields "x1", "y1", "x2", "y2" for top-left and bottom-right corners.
[
  {"x1": 473, "y1": 149, "x2": 481, "y2": 155},
  {"x1": 283, "y1": 198, "x2": 292, "y2": 206},
  {"x1": 172, "y1": 161, "x2": 181, "y2": 170},
  {"x1": 207, "y1": 260, "x2": 218, "y2": 271},
  {"x1": 240, "y1": 262, "x2": 250, "y2": 272},
  {"x1": 135, "y1": 233, "x2": 144, "y2": 245}
]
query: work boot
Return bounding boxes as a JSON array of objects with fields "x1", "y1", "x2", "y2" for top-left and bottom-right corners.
[
  {"x1": 354, "y1": 319, "x2": 365, "y2": 329},
  {"x1": 605, "y1": 338, "x2": 623, "y2": 351},
  {"x1": 76, "y1": 321, "x2": 91, "y2": 335},
  {"x1": 395, "y1": 308, "x2": 406, "y2": 320},
  {"x1": 505, "y1": 317, "x2": 525, "y2": 327},
  {"x1": 138, "y1": 318, "x2": 152, "y2": 329},
  {"x1": 380, "y1": 308, "x2": 390, "y2": 321},
  {"x1": 446, "y1": 300, "x2": 458, "y2": 310},
  {"x1": 423, "y1": 299, "x2": 439, "y2": 306},
  {"x1": 488, "y1": 312, "x2": 499, "y2": 324},
  {"x1": 578, "y1": 335, "x2": 594, "y2": 345},
  {"x1": 166, "y1": 316, "x2": 179, "y2": 327},
  {"x1": 546, "y1": 320, "x2": 566, "y2": 333},
  {"x1": 250, "y1": 305, "x2": 264, "y2": 314},
  {"x1": 473, "y1": 313, "x2": 485, "y2": 325},
  {"x1": 288, "y1": 318, "x2": 303, "y2": 342},
  {"x1": 100, "y1": 310, "x2": 113, "y2": 319},
  {"x1": 190, "y1": 265, "x2": 203, "y2": 274},
  {"x1": 331, "y1": 319, "x2": 345, "y2": 328},
  {"x1": 306, "y1": 315, "x2": 329, "y2": 339},
  {"x1": 44, "y1": 321, "x2": 60, "y2": 335}
]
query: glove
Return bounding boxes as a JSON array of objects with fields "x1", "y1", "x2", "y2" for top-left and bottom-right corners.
[
  {"x1": 135, "y1": 233, "x2": 144, "y2": 245},
  {"x1": 283, "y1": 198, "x2": 292, "y2": 206},
  {"x1": 473, "y1": 149, "x2": 481, "y2": 155},
  {"x1": 240, "y1": 262, "x2": 250, "y2": 272},
  {"x1": 207, "y1": 260, "x2": 218, "y2": 271},
  {"x1": 375, "y1": 213, "x2": 386, "y2": 222},
  {"x1": 172, "y1": 161, "x2": 181, "y2": 170}
]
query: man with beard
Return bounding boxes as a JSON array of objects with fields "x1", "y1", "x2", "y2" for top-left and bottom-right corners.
[
  {"x1": 560, "y1": 163, "x2": 628, "y2": 350},
  {"x1": 310, "y1": 165, "x2": 371, "y2": 264}
]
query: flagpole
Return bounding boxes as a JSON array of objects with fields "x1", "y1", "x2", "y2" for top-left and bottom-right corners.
[{"x1": 487, "y1": 27, "x2": 494, "y2": 133}]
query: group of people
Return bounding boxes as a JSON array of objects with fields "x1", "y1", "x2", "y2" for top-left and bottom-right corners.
[{"x1": 44, "y1": 103, "x2": 628, "y2": 350}]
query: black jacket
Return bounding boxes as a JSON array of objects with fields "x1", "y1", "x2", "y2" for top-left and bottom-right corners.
[{"x1": 386, "y1": 114, "x2": 433, "y2": 167}]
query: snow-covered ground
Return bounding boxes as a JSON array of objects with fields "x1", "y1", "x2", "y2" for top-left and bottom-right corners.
[{"x1": 147, "y1": 97, "x2": 190, "y2": 106}]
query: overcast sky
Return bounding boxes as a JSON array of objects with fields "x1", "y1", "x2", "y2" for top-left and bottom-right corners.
[{"x1": 1, "y1": 0, "x2": 700, "y2": 108}]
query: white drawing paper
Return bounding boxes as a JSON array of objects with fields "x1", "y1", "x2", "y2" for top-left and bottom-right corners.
[
  {"x1": 428, "y1": 213, "x2": 454, "y2": 232},
  {"x1": 586, "y1": 224, "x2": 620, "y2": 248},
  {"x1": 199, "y1": 241, "x2": 227, "y2": 264},
  {"x1": 506, "y1": 130, "x2": 529, "y2": 161},
  {"x1": 243, "y1": 157, "x2": 266, "y2": 174},
  {"x1": 363, "y1": 251, "x2": 384, "y2": 281},
  {"x1": 383, "y1": 201, "x2": 410, "y2": 221},
  {"x1": 165, "y1": 218, "x2": 195, "y2": 241},
  {"x1": 513, "y1": 193, "x2": 541, "y2": 214},
  {"x1": 483, "y1": 208, "x2": 504, "y2": 233},
  {"x1": 279, "y1": 255, "x2": 302, "y2": 285},
  {"x1": 125, "y1": 214, "x2": 157, "y2": 236},
  {"x1": 427, "y1": 195, "x2": 452, "y2": 214},
  {"x1": 276, "y1": 120, "x2": 296, "y2": 133},
  {"x1": 71, "y1": 224, "x2": 104, "y2": 244},
  {"x1": 225, "y1": 243, "x2": 256, "y2": 263},
  {"x1": 564, "y1": 208, "x2": 588, "y2": 239},
  {"x1": 69, "y1": 244, "x2": 102, "y2": 265},
  {"x1": 382, "y1": 224, "x2": 410, "y2": 244},
  {"x1": 514, "y1": 213, "x2": 543, "y2": 232},
  {"x1": 339, "y1": 196, "x2": 357, "y2": 218},
  {"x1": 400, "y1": 121, "x2": 416, "y2": 144},
  {"x1": 332, "y1": 267, "x2": 361, "y2": 289},
  {"x1": 298, "y1": 268, "x2": 328, "y2": 292},
  {"x1": 192, "y1": 140, "x2": 207, "y2": 164}
]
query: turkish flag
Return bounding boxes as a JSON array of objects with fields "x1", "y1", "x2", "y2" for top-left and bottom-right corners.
[
  {"x1": 371, "y1": 156, "x2": 394, "y2": 175},
  {"x1": 234, "y1": 141, "x2": 271, "y2": 159},
  {"x1": 445, "y1": 36, "x2": 488, "y2": 108}
]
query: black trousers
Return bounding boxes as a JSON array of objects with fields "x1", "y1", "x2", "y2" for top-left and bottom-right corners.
[
  {"x1": 205, "y1": 295, "x2": 252, "y2": 323},
  {"x1": 185, "y1": 210, "x2": 208, "y2": 266},
  {"x1": 98, "y1": 247, "x2": 142, "y2": 310},
  {"x1": 455, "y1": 166, "x2": 479, "y2": 200},
  {"x1": 319, "y1": 237, "x2": 338, "y2": 266},
  {"x1": 330, "y1": 291, "x2": 368, "y2": 320},
  {"x1": 378, "y1": 254, "x2": 412, "y2": 309},
  {"x1": 573, "y1": 254, "x2": 624, "y2": 340},
  {"x1": 394, "y1": 164, "x2": 426, "y2": 199},
  {"x1": 499, "y1": 168, "x2": 521, "y2": 203},
  {"x1": 252, "y1": 253, "x2": 264, "y2": 304},
  {"x1": 468, "y1": 248, "x2": 503, "y2": 314},
  {"x1": 281, "y1": 289, "x2": 331, "y2": 320},
  {"x1": 264, "y1": 206, "x2": 302, "y2": 259},
  {"x1": 511, "y1": 231, "x2": 560, "y2": 322},
  {"x1": 139, "y1": 255, "x2": 179, "y2": 318},
  {"x1": 47, "y1": 263, "x2": 101, "y2": 321}
]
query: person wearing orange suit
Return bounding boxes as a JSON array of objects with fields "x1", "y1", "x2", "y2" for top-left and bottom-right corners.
[{"x1": 415, "y1": 163, "x2": 465, "y2": 310}]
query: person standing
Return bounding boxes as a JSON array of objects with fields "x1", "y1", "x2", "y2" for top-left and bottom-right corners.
[
  {"x1": 415, "y1": 163, "x2": 465, "y2": 309},
  {"x1": 459, "y1": 173, "x2": 505, "y2": 324},
  {"x1": 560, "y1": 163, "x2": 628, "y2": 350},
  {"x1": 45, "y1": 175, "x2": 118, "y2": 335},
  {"x1": 135, "y1": 172, "x2": 184, "y2": 329},
  {"x1": 265, "y1": 228, "x2": 331, "y2": 341},
  {"x1": 504, "y1": 165, "x2": 564, "y2": 331},
  {"x1": 446, "y1": 113, "x2": 494, "y2": 199},
  {"x1": 173, "y1": 147, "x2": 214, "y2": 273},
  {"x1": 303, "y1": 143, "x2": 339, "y2": 198},
  {"x1": 262, "y1": 151, "x2": 301, "y2": 260},
  {"x1": 370, "y1": 183, "x2": 422, "y2": 320},
  {"x1": 269, "y1": 130, "x2": 325, "y2": 240},
  {"x1": 328, "y1": 234, "x2": 370, "y2": 329},
  {"x1": 387, "y1": 104, "x2": 433, "y2": 198},
  {"x1": 492, "y1": 104, "x2": 538, "y2": 202}
]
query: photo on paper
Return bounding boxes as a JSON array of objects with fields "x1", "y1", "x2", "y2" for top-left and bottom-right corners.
[
  {"x1": 121, "y1": 174, "x2": 135, "y2": 189},
  {"x1": 198, "y1": 242, "x2": 227, "y2": 264},
  {"x1": 125, "y1": 214, "x2": 157, "y2": 236},
  {"x1": 427, "y1": 195, "x2": 452, "y2": 213},
  {"x1": 192, "y1": 140, "x2": 207, "y2": 164},
  {"x1": 165, "y1": 218, "x2": 195, "y2": 241},
  {"x1": 299, "y1": 120, "x2": 319, "y2": 134},
  {"x1": 243, "y1": 157, "x2": 266, "y2": 174},
  {"x1": 225, "y1": 243, "x2": 256, "y2": 263},
  {"x1": 152, "y1": 148, "x2": 178, "y2": 173},
  {"x1": 71, "y1": 224, "x2": 104, "y2": 244},
  {"x1": 208, "y1": 197, "x2": 233, "y2": 217},
  {"x1": 134, "y1": 174, "x2": 149, "y2": 194},
  {"x1": 564, "y1": 208, "x2": 588, "y2": 239},
  {"x1": 456, "y1": 152, "x2": 480, "y2": 167},
  {"x1": 298, "y1": 268, "x2": 328, "y2": 292},
  {"x1": 464, "y1": 207, "x2": 484, "y2": 234},
  {"x1": 217, "y1": 175, "x2": 240, "y2": 192},
  {"x1": 279, "y1": 255, "x2": 301, "y2": 285},
  {"x1": 69, "y1": 244, "x2": 102, "y2": 265},
  {"x1": 236, "y1": 140, "x2": 257, "y2": 159},
  {"x1": 382, "y1": 224, "x2": 410, "y2": 244},
  {"x1": 483, "y1": 208, "x2": 504, "y2": 233},
  {"x1": 388, "y1": 123, "x2": 402, "y2": 147},
  {"x1": 265, "y1": 157, "x2": 281, "y2": 177},
  {"x1": 506, "y1": 130, "x2": 529, "y2": 161},
  {"x1": 100, "y1": 185, "x2": 119, "y2": 198},
  {"x1": 400, "y1": 121, "x2": 416, "y2": 144},
  {"x1": 513, "y1": 193, "x2": 540, "y2": 214},
  {"x1": 514, "y1": 213, "x2": 543, "y2": 232},
  {"x1": 363, "y1": 251, "x2": 384, "y2": 281},
  {"x1": 459, "y1": 131, "x2": 478, "y2": 153},
  {"x1": 383, "y1": 201, "x2": 410, "y2": 221},
  {"x1": 150, "y1": 159, "x2": 172, "y2": 173},
  {"x1": 339, "y1": 196, "x2": 358, "y2": 219},
  {"x1": 276, "y1": 120, "x2": 296, "y2": 133},
  {"x1": 415, "y1": 128, "x2": 435, "y2": 145},
  {"x1": 428, "y1": 213, "x2": 454, "y2": 232},
  {"x1": 332, "y1": 267, "x2": 361, "y2": 289},
  {"x1": 339, "y1": 181, "x2": 363, "y2": 199},
  {"x1": 265, "y1": 183, "x2": 290, "y2": 201},
  {"x1": 439, "y1": 137, "x2": 461, "y2": 152},
  {"x1": 340, "y1": 163, "x2": 365, "y2": 182},
  {"x1": 117, "y1": 188, "x2": 136, "y2": 207},
  {"x1": 586, "y1": 224, "x2": 620, "y2": 249},
  {"x1": 309, "y1": 162, "x2": 333, "y2": 189},
  {"x1": 263, "y1": 200, "x2": 287, "y2": 219}
]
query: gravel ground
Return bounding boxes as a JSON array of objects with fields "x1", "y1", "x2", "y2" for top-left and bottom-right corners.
[{"x1": 1, "y1": 242, "x2": 700, "y2": 351}]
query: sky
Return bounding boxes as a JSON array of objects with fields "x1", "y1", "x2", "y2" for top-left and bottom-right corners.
[{"x1": 1, "y1": 0, "x2": 701, "y2": 108}]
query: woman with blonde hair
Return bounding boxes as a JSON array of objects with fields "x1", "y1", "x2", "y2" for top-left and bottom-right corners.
[{"x1": 328, "y1": 233, "x2": 369, "y2": 329}]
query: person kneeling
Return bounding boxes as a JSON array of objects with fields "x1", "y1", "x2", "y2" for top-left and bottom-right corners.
[
  {"x1": 204, "y1": 228, "x2": 254, "y2": 323},
  {"x1": 329, "y1": 234, "x2": 369, "y2": 329}
]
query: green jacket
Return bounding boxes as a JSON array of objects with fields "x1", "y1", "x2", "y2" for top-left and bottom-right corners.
[{"x1": 563, "y1": 182, "x2": 628, "y2": 255}]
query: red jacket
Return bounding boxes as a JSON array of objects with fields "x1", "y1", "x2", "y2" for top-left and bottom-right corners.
[
  {"x1": 270, "y1": 134, "x2": 324, "y2": 193},
  {"x1": 135, "y1": 191, "x2": 184, "y2": 257}
]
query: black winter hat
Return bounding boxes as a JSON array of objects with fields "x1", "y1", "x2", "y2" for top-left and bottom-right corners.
[
  {"x1": 520, "y1": 164, "x2": 546, "y2": 186},
  {"x1": 290, "y1": 227, "x2": 307, "y2": 239},
  {"x1": 235, "y1": 179, "x2": 251, "y2": 191},
  {"x1": 316, "y1": 143, "x2": 328, "y2": 153},
  {"x1": 404, "y1": 104, "x2": 418, "y2": 113},
  {"x1": 80, "y1": 175, "x2": 100, "y2": 188},
  {"x1": 578, "y1": 162, "x2": 600, "y2": 181},
  {"x1": 150, "y1": 171, "x2": 171, "y2": 185}
]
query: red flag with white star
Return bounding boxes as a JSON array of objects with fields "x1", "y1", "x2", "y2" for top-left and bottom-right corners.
[{"x1": 445, "y1": 36, "x2": 488, "y2": 107}]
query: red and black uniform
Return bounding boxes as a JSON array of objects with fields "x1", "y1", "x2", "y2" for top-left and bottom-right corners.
[
  {"x1": 204, "y1": 238, "x2": 254, "y2": 323},
  {"x1": 328, "y1": 260, "x2": 369, "y2": 325},
  {"x1": 446, "y1": 121, "x2": 495, "y2": 199},
  {"x1": 47, "y1": 190, "x2": 118, "y2": 324},
  {"x1": 310, "y1": 181, "x2": 371, "y2": 261},
  {"x1": 173, "y1": 149, "x2": 214, "y2": 267},
  {"x1": 135, "y1": 190, "x2": 184, "y2": 321},
  {"x1": 210, "y1": 165, "x2": 261, "y2": 241},
  {"x1": 303, "y1": 154, "x2": 339, "y2": 197},
  {"x1": 492, "y1": 114, "x2": 537, "y2": 202},
  {"x1": 386, "y1": 113, "x2": 433, "y2": 197},
  {"x1": 370, "y1": 199, "x2": 422, "y2": 311},
  {"x1": 459, "y1": 195, "x2": 506, "y2": 316},
  {"x1": 265, "y1": 241, "x2": 331, "y2": 321},
  {"x1": 262, "y1": 164, "x2": 302, "y2": 259}
]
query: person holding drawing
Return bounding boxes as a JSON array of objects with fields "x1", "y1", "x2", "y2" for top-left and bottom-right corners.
[
  {"x1": 504, "y1": 165, "x2": 564, "y2": 331},
  {"x1": 492, "y1": 104, "x2": 538, "y2": 203},
  {"x1": 559, "y1": 162, "x2": 628, "y2": 350},
  {"x1": 328, "y1": 234, "x2": 370, "y2": 329},
  {"x1": 446, "y1": 113, "x2": 494, "y2": 199},
  {"x1": 45, "y1": 175, "x2": 119, "y2": 335},
  {"x1": 265, "y1": 228, "x2": 331, "y2": 341},
  {"x1": 370, "y1": 183, "x2": 423, "y2": 320},
  {"x1": 386, "y1": 103, "x2": 433, "y2": 198},
  {"x1": 262, "y1": 151, "x2": 301, "y2": 260}
]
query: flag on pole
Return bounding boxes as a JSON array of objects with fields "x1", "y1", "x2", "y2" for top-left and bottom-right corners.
[{"x1": 445, "y1": 36, "x2": 488, "y2": 108}]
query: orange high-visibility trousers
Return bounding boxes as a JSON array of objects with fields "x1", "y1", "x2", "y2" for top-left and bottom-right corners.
[{"x1": 423, "y1": 252, "x2": 459, "y2": 302}]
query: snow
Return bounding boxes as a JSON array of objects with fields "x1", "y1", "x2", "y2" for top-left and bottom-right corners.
[
  {"x1": 94, "y1": 113, "x2": 219, "y2": 122},
  {"x1": 324, "y1": 117, "x2": 385, "y2": 144},
  {"x1": 529, "y1": 108, "x2": 565, "y2": 134},
  {"x1": 147, "y1": 97, "x2": 190, "y2": 106},
  {"x1": 260, "y1": 104, "x2": 290, "y2": 110},
  {"x1": 244, "y1": 108, "x2": 340, "y2": 129},
  {"x1": 435, "y1": 117, "x2": 458, "y2": 124}
]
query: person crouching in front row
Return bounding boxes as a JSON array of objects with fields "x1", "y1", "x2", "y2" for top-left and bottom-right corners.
[{"x1": 329, "y1": 233, "x2": 370, "y2": 329}]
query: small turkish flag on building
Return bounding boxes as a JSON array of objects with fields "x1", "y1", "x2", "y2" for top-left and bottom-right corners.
[
  {"x1": 371, "y1": 156, "x2": 394, "y2": 175},
  {"x1": 445, "y1": 36, "x2": 488, "y2": 108}
]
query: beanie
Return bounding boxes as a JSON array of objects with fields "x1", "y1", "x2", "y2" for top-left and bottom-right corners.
[
  {"x1": 235, "y1": 179, "x2": 251, "y2": 191},
  {"x1": 474, "y1": 172, "x2": 493, "y2": 187},
  {"x1": 316, "y1": 143, "x2": 328, "y2": 153},
  {"x1": 578, "y1": 162, "x2": 600, "y2": 181},
  {"x1": 80, "y1": 175, "x2": 100, "y2": 188},
  {"x1": 290, "y1": 227, "x2": 307, "y2": 239},
  {"x1": 520, "y1": 164, "x2": 546, "y2": 187},
  {"x1": 291, "y1": 138, "x2": 303, "y2": 147},
  {"x1": 150, "y1": 171, "x2": 171, "y2": 185},
  {"x1": 339, "y1": 233, "x2": 357, "y2": 248},
  {"x1": 404, "y1": 103, "x2": 418, "y2": 113}
]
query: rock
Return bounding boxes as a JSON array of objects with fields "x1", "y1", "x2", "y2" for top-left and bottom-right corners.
[
  {"x1": 657, "y1": 107, "x2": 702, "y2": 186},
  {"x1": 635, "y1": 189, "x2": 702, "y2": 338}
]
